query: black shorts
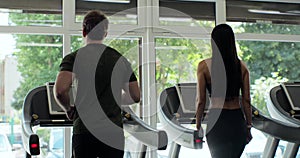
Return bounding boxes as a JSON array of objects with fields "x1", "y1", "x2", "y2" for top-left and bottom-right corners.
[{"x1": 72, "y1": 132, "x2": 124, "y2": 158}]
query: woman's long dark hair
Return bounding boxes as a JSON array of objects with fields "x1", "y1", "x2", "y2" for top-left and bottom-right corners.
[{"x1": 211, "y1": 24, "x2": 241, "y2": 99}]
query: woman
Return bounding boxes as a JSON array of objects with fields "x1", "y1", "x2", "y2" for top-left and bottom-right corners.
[{"x1": 196, "y1": 24, "x2": 252, "y2": 158}]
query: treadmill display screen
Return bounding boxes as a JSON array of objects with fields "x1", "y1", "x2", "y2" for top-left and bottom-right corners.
[
  {"x1": 282, "y1": 84, "x2": 300, "y2": 111},
  {"x1": 46, "y1": 83, "x2": 75, "y2": 115},
  {"x1": 176, "y1": 85, "x2": 197, "y2": 113}
]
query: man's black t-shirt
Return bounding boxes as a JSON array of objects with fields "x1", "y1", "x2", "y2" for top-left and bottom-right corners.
[{"x1": 59, "y1": 44, "x2": 137, "y2": 134}]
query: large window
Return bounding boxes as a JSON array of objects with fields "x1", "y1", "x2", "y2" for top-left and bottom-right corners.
[
  {"x1": 237, "y1": 40, "x2": 300, "y2": 114},
  {"x1": 1, "y1": 0, "x2": 300, "y2": 158},
  {"x1": 0, "y1": 33, "x2": 63, "y2": 115},
  {"x1": 34, "y1": 127, "x2": 65, "y2": 158},
  {"x1": 12, "y1": 34, "x2": 63, "y2": 110},
  {"x1": 0, "y1": 33, "x2": 63, "y2": 157}
]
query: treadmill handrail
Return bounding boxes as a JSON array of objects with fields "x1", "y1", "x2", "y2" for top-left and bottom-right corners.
[
  {"x1": 122, "y1": 106, "x2": 168, "y2": 150},
  {"x1": 159, "y1": 83, "x2": 300, "y2": 149},
  {"x1": 157, "y1": 87, "x2": 203, "y2": 149},
  {"x1": 252, "y1": 106, "x2": 300, "y2": 144},
  {"x1": 22, "y1": 84, "x2": 169, "y2": 157},
  {"x1": 21, "y1": 86, "x2": 44, "y2": 155}
]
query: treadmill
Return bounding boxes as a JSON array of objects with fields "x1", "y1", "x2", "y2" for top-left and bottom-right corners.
[
  {"x1": 159, "y1": 83, "x2": 300, "y2": 158},
  {"x1": 266, "y1": 82, "x2": 300, "y2": 158},
  {"x1": 158, "y1": 83, "x2": 205, "y2": 158},
  {"x1": 21, "y1": 82, "x2": 167, "y2": 158}
]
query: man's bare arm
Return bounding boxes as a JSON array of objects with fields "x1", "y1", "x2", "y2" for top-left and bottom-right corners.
[
  {"x1": 122, "y1": 81, "x2": 140, "y2": 105},
  {"x1": 54, "y1": 71, "x2": 73, "y2": 112}
]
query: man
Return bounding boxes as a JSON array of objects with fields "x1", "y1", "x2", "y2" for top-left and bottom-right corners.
[{"x1": 54, "y1": 10, "x2": 140, "y2": 158}]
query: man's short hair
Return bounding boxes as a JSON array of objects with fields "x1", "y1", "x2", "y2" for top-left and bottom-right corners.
[{"x1": 83, "y1": 10, "x2": 109, "y2": 40}]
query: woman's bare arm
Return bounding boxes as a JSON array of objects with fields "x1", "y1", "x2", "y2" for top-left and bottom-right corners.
[
  {"x1": 196, "y1": 61, "x2": 207, "y2": 130},
  {"x1": 241, "y1": 62, "x2": 252, "y2": 126}
]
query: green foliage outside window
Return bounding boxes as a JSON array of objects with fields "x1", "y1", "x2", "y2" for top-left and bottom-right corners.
[
  {"x1": 155, "y1": 38, "x2": 211, "y2": 92},
  {"x1": 240, "y1": 23, "x2": 300, "y2": 35},
  {"x1": 9, "y1": 11, "x2": 62, "y2": 26},
  {"x1": 250, "y1": 74, "x2": 288, "y2": 115},
  {"x1": 8, "y1": 13, "x2": 300, "y2": 116},
  {"x1": 9, "y1": 12, "x2": 63, "y2": 110},
  {"x1": 105, "y1": 38, "x2": 139, "y2": 72},
  {"x1": 11, "y1": 34, "x2": 62, "y2": 110},
  {"x1": 237, "y1": 24, "x2": 300, "y2": 114},
  {"x1": 239, "y1": 23, "x2": 300, "y2": 83}
]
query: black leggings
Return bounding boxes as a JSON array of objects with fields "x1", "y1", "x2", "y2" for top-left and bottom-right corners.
[
  {"x1": 72, "y1": 132, "x2": 124, "y2": 158},
  {"x1": 206, "y1": 109, "x2": 247, "y2": 158}
]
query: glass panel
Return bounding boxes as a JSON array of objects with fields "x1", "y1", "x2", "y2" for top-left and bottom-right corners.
[
  {"x1": 0, "y1": 133, "x2": 11, "y2": 152},
  {"x1": 159, "y1": 1, "x2": 215, "y2": 28},
  {"x1": 237, "y1": 40, "x2": 300, "y2": 114},
  {"x1": 124, "y1": 132, "x2": 142, "y2": 157},
  {"x1": 155, "y1": 38, "x2": 210, "y2": 157},
  {"x1": 0, "y1": 33, "x2": 63, "y2": 157},
  {"x1": 0, "y1": 34, "x2": 63, "y2": 113},
  {"x1": 71, "y1": 35, "x2": 84, "y2": 52},
  {"x1": 155, "y1": 37, "x2": 211, "y2": 94},
  {"x1": 35, "y1": 127, "x2": 65, "y2": 158},
  {"x1": 75, "y1": 0, "x2": 137, "y2": 25},
  {"x1": 105, "y1": 38, "x2": 140, "y2": 72},
  {"x1": 105, "y1": 37, "x2": 140, "y2": 117},
  {"x1": 0, "y1": 8, "x2": 62, "y2": 27},
  {"x1": 277, "y1": 140, "x2": 300, "y2": 158},
  {"x1": 12, "y1": 34, "x2": 63, "y2": 105},
  {"x1": 229, "y1": 22, "x2": 300, "y2": 35}
]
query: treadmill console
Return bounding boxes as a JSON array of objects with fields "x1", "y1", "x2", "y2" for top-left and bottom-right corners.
[{"x1": 281, "y1": 83, "x2": 300, "y2": 112}]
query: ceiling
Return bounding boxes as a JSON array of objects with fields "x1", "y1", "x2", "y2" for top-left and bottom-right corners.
[{"x1": 0, "y1": 0, "x2": 299, "y2": 24}]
